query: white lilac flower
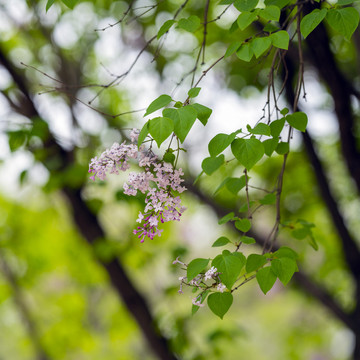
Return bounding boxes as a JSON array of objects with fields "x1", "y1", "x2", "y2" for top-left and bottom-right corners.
[
  {"x1": 217, "y1": 283, "x2": 226, "y2": 293},
  {"x1": 204, "y1": 266, "x2": 218, "y2": 280},
  {"x1": 192, "y1": 297, "x2": 205, "y2": 307},
  {"x1": 189, "y1": 275, "x2": 202, "y2": 286}
]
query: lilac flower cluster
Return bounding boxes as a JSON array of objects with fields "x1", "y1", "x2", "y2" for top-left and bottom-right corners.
[
  {"x1": 89, "y1": 129, "x2": 186, "y2": 242},
  {"x1": 88, "y1": 142, "x2": 138, "y2": 181}
]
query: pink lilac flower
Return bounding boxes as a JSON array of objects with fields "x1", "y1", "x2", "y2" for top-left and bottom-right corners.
[
  {"x1": 89, "y1": 131, "x2": 186, "y2": 243},
  {"x1": 217, "y1": 283, "x2": 226, "y2": 293},
  {"x1": 130, "y1": 128, "x2": 140, "y2": 143},
  {"x1": 189, "y1": 275, "x2": 202, "y2": 286},
  {"x1": 88, "y1": 142, "x2": 138, "y2": 181}
]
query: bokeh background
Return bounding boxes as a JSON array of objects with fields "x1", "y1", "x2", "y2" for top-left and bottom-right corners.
[{"x1": 0, "y1": 0, "x2": 359, "y2": 359}]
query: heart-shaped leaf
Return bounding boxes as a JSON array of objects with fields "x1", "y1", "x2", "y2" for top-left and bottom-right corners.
[
  {"x1": 207, "y1": 292, "x2": 233, "y2": 319},
  {"x1": 202, "y1": 155, "x2": 225, "y2": 175},
  {"x1": 231, "y1": 138, "x2": 264, "y2": 170}
]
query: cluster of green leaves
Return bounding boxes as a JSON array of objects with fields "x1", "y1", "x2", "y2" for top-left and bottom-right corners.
[
  {"x1": 157, "y1": 15, "x2": 202, "y2": 39},
  {"x1": 185, "y1": 245, "x2": 298, "y2": 319},
  {"x1": 221, "y1": 0, "x2": 291, "y2": 63},
  {"x1": 200, "y1": 111, "x2": 307, "y2": 176},
  {"x1": 301, "y1": 5, "x2": 359, "y2": 40},
  {"x1": 222, "y1": 0, "x2": 359, "y2": 64},
  {"x1": 137, "y1": 91, "x2": 212, "y2": 157},
  {"x1": 41, "y1": 0, "x2": 357, "y2": 322}
]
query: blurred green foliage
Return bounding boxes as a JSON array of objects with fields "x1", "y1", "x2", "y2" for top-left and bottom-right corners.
[{"x1": 0, "y1": 0, "x2": 359, "y2": 359}]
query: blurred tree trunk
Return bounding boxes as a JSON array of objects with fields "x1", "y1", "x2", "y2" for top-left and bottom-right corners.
[{"x1": 0, "y1": 48, "x2": 178, "y2": 360}]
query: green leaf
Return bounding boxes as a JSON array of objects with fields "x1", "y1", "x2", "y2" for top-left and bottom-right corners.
[
  {"x1": 225, "y1": 175, "x2": 246, "y2": 194},
  {"x1": 157, "y1": 19, "x2": 176, "y2": 39},
  {"x1": 30, "y1": 119, "x2": 49, "y2": 140},
  {"x1": 270, "y1": 30, "x2": 289, "y2": 50},
  {"x1": 212, "y1": 251, "x2": 245, "y2": 289},
  {"x1": 256, "y1": 267, "x2": 277, "y2": 294},
  {"x1": 230, "y1": 19, "x2": 239, "y2": 33},
  {"x1": 164, "y1": 106, "x2": 197, "y2": 143},
  {"x1": 8, "y1": 131, "x2": 27, "y2": 152},
  {"x1": 276, "y1": 142, "x2": 289, "y2": 155},
  {"x1": 237, "y1": 12, "x2": 257, "y2": 31},
  {"x1": 263, "y1": 23, "x2": 280, "y2": 33},
  {"x1": 292, "y1": 227, "x2": 309, "y2": 240},
  {"x1": 144, "y1": 94, "x2": 172, "y2": 117},
  {"x1": 307, "y1": 236, "x2": 319, "y2": 251},
  {"x1": 207, "y1": 292, "x2": 233, "y2": 319},
  {"x1": 187, "y1": 258, "x2": 210, "y2": 281},
  {"x1": 232, "y1": 251, "x2": 246, "y2": 263},
  {"x1": 137, "y1": 121, "x2": 149, "y2": 147},
  {"x1": 263, "y1": 137, "x2": 279, "y2": 156},
  {"x1": 188, "y1": 87, "x2": 201, "y2": 98},
  {"x1": 248, "y1": 123, "x2": 271, "y2": 136},
  {"x1": 219, "y1": 0, "x2": 234, "y2": 4},
  {"x1": 224, "y1": 41, "x2": 242, "y2": 58},
  {"x1": 61, "y1": 0, "x2": 77, "y2": 9},
  {"x1": 259, "y1": 5, "x2": 280, "y2": 21},
  {"x1": 274, "y1": 246, "x2": 298, "y2": 260},
  {"x1": 212, "y1": 236, "x2": 231, "y2": 247},
  {"x1": 192, "y1": 103, "x2": 212, "y2": 125},
  {"x1": 234, "y1": 0, "x2": 259, "y2": 12},
  {"x1": 270, "y1": 118, "x2": 285, "y2": 137},
  {"x1": 235, "y1": 218, "x2": 251, "y2": 232},
  {"x1": 148, "y1": 117, "x2": 174, "y2": 147},
  {"x1": 19, "y1": 169, "x2": 27, "y2": 185},
  {"x1": 231, "y1": 138, "x2": 265, "y2": 170},
  {"x1": 300, "y1": 8, "x2": 327, "y2": 39},
  {"x1": 241, "y1": 236, "x2": 256, "y2": 244},
  {"x1": 214, "y1": 177, "x2": 231, "y2": 195},
  {"x1": 251, "y1": 37, "x2": 272, "y2": 58},
  {"x1": 208, "y1": 133, "x2": 236, "y2": 157},
  {"x1": 286, "y1": 112, "x2": 308, "y2": 132},
  {"x1": 218, "y1": 212, "x2": 235, "y2": 225},
  {"x1": 163, "y1": 152, "x2": 175, "y2": 164},
  {"x1": 265, "y1": 0, "x2": 291, "y2": 8},
  {"x1": 236, "y1": 43, "x2": 253, "y2": 62},
  {"x1": 337, "y1": 0, "x2": 355, "y2": 4},
  {"x1": 46, "y1": 0, "x2": 56, "y2": 11},
  {"x1": 259, "y1": 192, "x2": 276, "y2": 205},
  {"x1": 326, "y1": 8, "x2": 359, "y2": 40},
  {"x1": 246, "y1": 254, "x2": 267, "y2": 272},
  {"x1": 271, "y1": 257, "x2": 297, "y2": 285},
  {"x1": 178, "y1": 15, "x2": 201, "y2": 32},
  {"x1": 280, "y1": 107, "x2": 289, "y2": 115},
  {"x1": 201, "y1": 155, "x2": 225, "y2": 175}
]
